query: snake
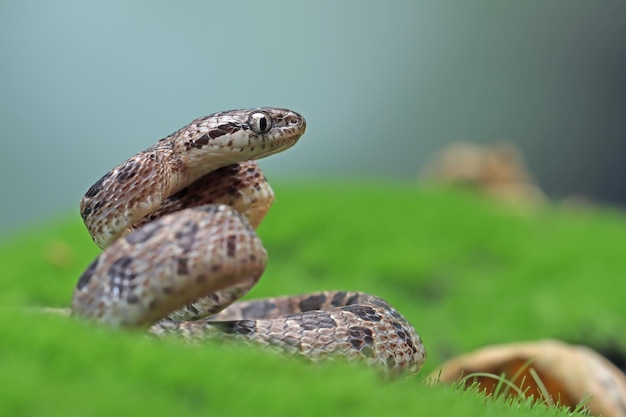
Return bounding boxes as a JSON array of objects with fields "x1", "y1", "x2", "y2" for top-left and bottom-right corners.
[{"x1": 72, "y1": 107, "x2": 426, "y2": 375}]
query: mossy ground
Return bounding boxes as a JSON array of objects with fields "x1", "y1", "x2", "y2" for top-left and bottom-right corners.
[{"x1": 1, "y1": 182, "x2": 623, "y2": 416}]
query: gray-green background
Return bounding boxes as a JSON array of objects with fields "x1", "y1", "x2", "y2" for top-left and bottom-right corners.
[{"x1": 2, "y1": 1, "x2": 625, "y2": 234}]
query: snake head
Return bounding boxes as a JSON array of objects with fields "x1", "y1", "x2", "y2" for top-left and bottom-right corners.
[{"x1": 177, "y1": 107, "x2": 306, "y2": 171}]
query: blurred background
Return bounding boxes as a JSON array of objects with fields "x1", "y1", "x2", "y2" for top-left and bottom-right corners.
[{"x1": 1, "y1": 0, "x2": 625, "y2": 234}]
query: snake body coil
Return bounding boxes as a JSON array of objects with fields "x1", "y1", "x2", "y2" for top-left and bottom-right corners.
[{"x1": 72, "y1": 107, "x2": 426, "y2": 374}]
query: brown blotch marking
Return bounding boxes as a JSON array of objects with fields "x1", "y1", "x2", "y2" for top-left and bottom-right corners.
[
  {"x1": 406, "y1": 337, "x2": 416, "y2": 352},
  {"x1": 350, "y1": 339, "x2": 364, "y2": 349},
  {"x1": 107, "y1": 256, "x2": 137, "y2": 282},
  {"x1": 396, "y1": 329, "x2": 408, "y2": 341},
  {"x1": 390, "y1": 321, "x2": 416, "y2": 350},
  {"x1": 345, "y1": 293, "x2": 360, "y2": 306},
  {"x1": 127, "y1": 295, "x2": 140, "y2": 304},
  {"x1": 331, "y1": 291, "x2": 347, "y2": 306},
  {"x1": 213, "y1": 319, "x2": 256, "y2": 335},
  {"x1": 208, "y1": 130, "x2": 225, "y2": 140},
  {"x1": 240, "y1": 300, "x2": 277, "y2": 319},
  {"x1": 116, "y1": 159, "x2": 140, "y2": 182},
  {"x1": 125, "y1": 222, "x2": 163, "y2": 245},
  {"x1": 299, "y1": 311, "x2": 336, "y2": 330},
  {"x1": 107, "y1": 256, "x2": 137, "y2": 303},
  {"x1": 76, "y1": 259, "x2": 99, "y2": 289},
  {"x1": 80, "y1": 192, "x2": 105, "y2": 220},
  {"x1": 341, "y1": 305, "x2": 382, "y2": 322},
  {"x1": 195, "y1": 134, "x2": 210, "y2": 146},
  {"x1": 84, "y1": 171, "x2": 113, "y2": 199},
  {"x1": 208, "y1": 122, "x2": 241, "y2": 139},
  {"x1": 348, "y1": 326, "x2": 374, "y2": 350},
  {"x1": 175, "y1": 220, "x2": 201, "y2": 253},
  {"x1": 299, "y1": 294, "x2": 327, "y2": 312},
  {"x1": 91, "y1": 200, "x2": 103, "y2": 213},
  {"x1": 226, "y1": 235, "x2": 237, "y2": 257},
  {"x1": 80, "y1": 205, "x2": 92, "y2": 220},
  {"x1": 370, "y1": 297, "x2": 393, "y2": 312},
  {"x1": 177, "y1": 258, "x2": 189, "y2": 275},
  {"x1": 174, "y1": 220, "x2": 199, "y2": 240}
]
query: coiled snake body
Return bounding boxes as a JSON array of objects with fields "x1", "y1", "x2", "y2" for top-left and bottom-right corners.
[{"x1": 72, "y1": 107, "x2": 426, "y2": 374}]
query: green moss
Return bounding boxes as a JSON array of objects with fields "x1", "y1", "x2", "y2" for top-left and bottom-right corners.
[{"x1": 1, "y1": 182, "x2": 622, "y2": 416}]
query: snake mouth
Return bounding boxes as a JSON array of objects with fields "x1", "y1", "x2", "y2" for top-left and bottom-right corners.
[
  {"x1": 251, "y1": 120, "x2": 305, "y2": 160},
  {"x1": 276, "y1": 129, "x2": 304, "y2": 149},
  {"x1": 244, "y1": 137, "x2": 298, "y2": 163}
]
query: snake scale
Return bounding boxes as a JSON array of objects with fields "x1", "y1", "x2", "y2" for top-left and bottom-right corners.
[{"x1": 72, "y1": 107, "x2": 426, "y2": 375}]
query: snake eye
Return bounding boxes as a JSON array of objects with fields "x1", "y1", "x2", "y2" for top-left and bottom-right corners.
[{"x1": 247, "y1": 111, "x2": 272, "y2": 134}]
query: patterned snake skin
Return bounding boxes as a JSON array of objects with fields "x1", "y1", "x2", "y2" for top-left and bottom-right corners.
[{"x1": 71, "y1": 108, "x2": 426, "y2": 375}]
